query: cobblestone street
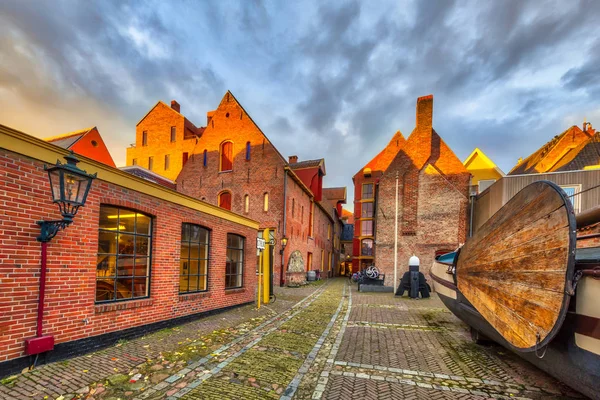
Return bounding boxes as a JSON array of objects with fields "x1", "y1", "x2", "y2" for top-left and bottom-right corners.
[{"x1": 0, "y1": 279, "x2": 586, "y2": 400}]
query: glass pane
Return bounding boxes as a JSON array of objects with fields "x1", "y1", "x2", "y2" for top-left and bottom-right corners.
[
  {"x1": 98, "y1": 231, "x2": 117, "y2": 254},
  {"x1": 117, "y1": 255, "x2": 134, "y2": 277},
  {"x1": 181, "y1": 241, "x2": 190, "y2": 261},
  {"x1": 188, "y1": 275, "x2": 199, "y2": 292},
  {"x1": 189, "y1": 260, "x2": 199, "y2": 275},
  {"x1": 234, "y1": 273, "x2": 243, "y2": 288},
  {"x1": 199, "y1": 275, "x2": 207, "y2": 291},
  {"x1": 119, "y1": 212, "x2": 136, "y2": 233},
  {"x1": 132, "y1": 277, "x2": 148, "y2": 298},
  {"x1": 96, "y1": 279, "x2": 115, "y2": 301},
  {"x1": 199, "y1": 259, "x2": 208, "y2": 275},
  {"x1": 48, "y1": 170, "x2": 62, "y2": 201},
  {"x1": 180, "y1": 260, "x2": 188, "y2": 275},
  {"x1": 198, "y1": 227, "x2": 209, "y2": 244},
  {"x1": 227, "y1": 234, "x2": 243, "y2": 249},
  {"x1": 118, "y1": 233, "x2": 135, "y2": 254},
  {"x1": 189, "y1": 242, "x2": 200, "y2": 259},
  {"x1": 135, "y1": 236, "x2": 149, "y2": 256},
  {"x1": 179, "y1": 275, "x2": 189, "y2": 293},
  {"x1": 75, "y1": 179, "x2": 87, "y2": 204},
  {"x1": 115, "y1": 278, "x2": 133, "y2": 299},
  {"x1": 190, "y1": 225, "x2": 200, "y2": 242},
  {"x1": 199, "y1": 244, "x2": 208, "y2": 260},
  {"x1": 99, "y1": 206, "x2": 119, "y2": 230},
  {"x1": 97, "y1": 255, "x2": 116, "y2": 277},
  {"x1": 226, "y1": 260, "x2": 234, "y2": 276},
  {"x1": 137, "y1": 214, "x2": 151, "y2": 235},
  {"x1": 134, "y1": 257, "x2": 148, "y2": 276},
  {"x1": 181, "y1": 223, "x2": 190, "y2": 241}
]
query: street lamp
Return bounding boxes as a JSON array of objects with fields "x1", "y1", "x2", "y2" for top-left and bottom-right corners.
[
  {"x1": 38, "y1": 152, "x2": 97, "y2": 242},
  {"x1": 280, "y1": 236, "x2": 288, "y2": 255},
  {"x1": 26, "y1": 152, "x2": 96, "y2": 358}
]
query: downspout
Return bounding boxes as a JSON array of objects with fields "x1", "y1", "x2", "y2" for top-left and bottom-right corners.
[
  {"x1": 469, "y1": 178, "x2": 476, "y2": 237},
  {"x1": 280, "y1": 170, "x2": 288, "y2": 286}
]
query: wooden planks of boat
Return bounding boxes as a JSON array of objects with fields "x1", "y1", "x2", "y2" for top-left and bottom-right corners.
[{"x1": 456, "y1": 180, "x2": 576, "y2": 352}]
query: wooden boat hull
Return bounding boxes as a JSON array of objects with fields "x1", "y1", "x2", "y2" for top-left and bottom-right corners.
[{"x1": 431, "y1": 261, "x2": 600, "y2": 399}]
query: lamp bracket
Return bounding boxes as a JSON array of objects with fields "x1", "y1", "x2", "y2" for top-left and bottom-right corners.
[{"x1": 37, "y1": 220, "x2": 72, "y2": 243}]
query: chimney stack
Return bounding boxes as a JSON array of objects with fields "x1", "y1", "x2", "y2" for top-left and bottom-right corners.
[
  {"x1": 171, "y1": 100, "x2": 180, "y2": 113},
  {"x1": 416, "y1": 94, "x2": 433, "y2": 131},
  {"x1": 289, "y1": 155, "x2": 298, "y2": 164}
]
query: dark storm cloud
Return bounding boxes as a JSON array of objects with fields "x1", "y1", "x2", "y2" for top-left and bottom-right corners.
[{"x1": 1, "y1": 0, "x2": 600, "y2": 204}]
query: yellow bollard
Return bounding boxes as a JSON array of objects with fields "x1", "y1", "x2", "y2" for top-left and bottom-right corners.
[{"x1": 262, "y1": 228, "x2": 270, "y2": 304}]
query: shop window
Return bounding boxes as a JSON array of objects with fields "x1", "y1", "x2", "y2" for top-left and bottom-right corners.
[
  {"x1": 226, "y1": 234, "x2": 245, "y2": 289},
  {"x1": 219, "y1": 191, "x2": 232, "y2": 211},
  {"x1": 361, "y1": 202, "x2": 373, "y2": 218},
  {"x1": 96, "y1": 206, "x2": 152, "y2": 303},
  {"x1": 361, "y1": 239, "x2": 374, "y2": 256},
  {"x1": 220, "y1": 141, "x2": 233, "y2": 171},
  {"x1": 179, "y1": 224, "x2": 209, "y2": 293},
  {"x1": 361, "y1": 220, "x2": 373, "y2": 236},
  {"x1": 362, "y1": 183, "x2": 373, "y2": 199}
]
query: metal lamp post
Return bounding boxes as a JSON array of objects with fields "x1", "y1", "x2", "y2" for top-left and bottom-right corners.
[{"x1": 25, "y1": 152, "x2": 96, "y2": 357}]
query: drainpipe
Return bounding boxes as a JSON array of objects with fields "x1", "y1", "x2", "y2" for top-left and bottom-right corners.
[
  {"x1": 37, "y1": 242, "x2": 48, "y2": 338},
  {"x1": 280, "y1": 170, "x2": 288, "y2": 286},
  {"x1": 393, "y1": 172, "x2": 399, "y2": 293}
]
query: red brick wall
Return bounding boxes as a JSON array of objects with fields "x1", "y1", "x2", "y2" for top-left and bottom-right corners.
[
  {"x1": 0, "y1": 149, "x2": 257, "y2": 364},
  {"x1": 176, "y1": 92, "x2": 334, "y2": 285}
]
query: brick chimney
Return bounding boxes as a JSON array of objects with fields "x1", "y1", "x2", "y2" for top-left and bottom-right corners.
[
  {"x1": 416, "y1": 94, "x2": 433, "y2": 132},
  {"x1": 289, "y1": 155, "x2": 298, "y2": 164},
  {"x1": 171, "y1": 100, "x2": 180, "y2": 113}
]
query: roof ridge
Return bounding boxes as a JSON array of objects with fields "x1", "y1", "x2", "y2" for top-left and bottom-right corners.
[{"x1": 44, "y1": 127, "x2": 94, "y2": 142}]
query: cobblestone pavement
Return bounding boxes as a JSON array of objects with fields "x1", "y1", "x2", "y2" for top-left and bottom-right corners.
[{"x1": 1, "y1": 279, "x2": 588, "y2": 400}]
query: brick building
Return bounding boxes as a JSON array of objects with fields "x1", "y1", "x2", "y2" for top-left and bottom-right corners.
[
  {"x1": 128, "y1": 91, "x2": 345, "y2": 287},
  {"x1": 352, "y1": 95, "x2": 470, "y2": 288},
  {"x1": 0, "y1": 124, "x2": 259, "y2": 374}
]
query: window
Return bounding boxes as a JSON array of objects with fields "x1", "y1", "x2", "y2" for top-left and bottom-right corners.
[
  {"x1": 203, "y1": 149, "x2": 207, "y2": 167},
  {"x1": 220, "y1": 141, "x2": 233, "y2": 171},
  {"x1": 142, "y1": 131, "x2": 148, "y2": 146},
  {"x1": 263, "y1": 192, "x2": 269, "y2": 212},
  {"x1": 226, "y1": 234, "x2": 245, "y2": 289},
  {"x1": 321, "y1": 250, "x2": 324, "y2": 270},
  {"x1": 164, "y1": 154, "x2": 170, "y2": 170},
  {"x1": 148, "y1": 156, "x2": 154, "y2": 170},
  {"x1": 361, "y1": 220, "x2": 373, "y2": 236},
  {"x1": 301, "y1": 206, "x2": 304, "y2": 221},
  {"x1": 328, "y1": 224, "x2": 331, "y2": 239},
  {"x1": 170, "y1": 126, "x2": 176, "y2": 143},
  {"x1": 361, "y1": 202, "x2": 373, "y2": 218},
  {"x1": 132, "y1": 158, "x2": 137, "y2": 166},
  {"x1": 246, "y1": 141, "x2": 251, "y2": 161},
  {"x1": 244, "y1": 194, "x2": 249, "y2": 213},
  {"x1": 179, "y1": 224, "x2": 209, "y2": 293},
  {"x1": 362, "y1": 183, "x2": 374, "y2": 199},
  {"x1": 560, "y1": 185, "x2": 582, "y2": 214},
  {"x1": 292, "y1": 198, "x2": 295, "y2": 217},
  {"x1": 361, "y1": 239, "x2": 374, "y2": 256},
  {"x1": 309, "y1": 201, "x2": 314, "y2": 236},
  {"x1": 96, "y1": 206, "x2": 152, "y2": 302},
  {"x1": 219, "y1": 191, "x2": 232, "y2": 210},
  {"x1": 183, "y1": 152, "x2": 189, "y2": 167}
]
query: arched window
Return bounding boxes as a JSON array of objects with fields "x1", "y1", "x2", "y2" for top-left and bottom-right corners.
[
  {"x1": 203, "y1": 149, "x2": 207, "y2": 167},
  {"x1": 263, "y1": 192, "x2": 269, "y2": 212},
  {"x1": 361, "y1": 239, "x2": 374, "y2": 256},
  {"x1": 245, "y1": 141, "x2": 251, "y2": 161},
  {"x1": 244, "y1": 194, "x2": 249, "y2": 213},
  {"x1": 220, "y1": 141, "x2": 233, "y2": 171},
  {"x1": 219, "y1": 191, "x2": 232, "y2": 210}
]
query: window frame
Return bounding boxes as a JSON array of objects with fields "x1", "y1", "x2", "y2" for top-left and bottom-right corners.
[
  {"x1": 560, "y1": 184, "x2": 582, "y2": 214},
  {"x1": 148, "y1": 156, "x2": 154, "y2": 171},
  {"x1": 361, "y1": 201, "x2": 374, "y2": 218},
  {"x1": 179, "y1": 223, "x2": 210, "y2": 294},
  {"x1": 226, "y1": 233, "x2": 245, "y2": 289},
  {"x1": 263, "y1": 192, "x2": 269, "y2": 212},
  {"x1": 361, "y1": 220, "x2": 374, "y2": 236},
  {"x1": 203, "y1": 149, "x2": 207, "y2": 167},
  {"x1": 142, "y1": 131, "x2": 148, "y2": 146},
  {"x1": 245, "y1": 141, "x2": 251, "y2": 161},
  {"x1": 164, "y1": 154, "x2": 170, "y2": 170},
  {"x1": 95, "y1": 206, "x2": 153, "y2": 304},
  {"x1": 361, "y1": 238, "x2": 374, "y2": 256}
]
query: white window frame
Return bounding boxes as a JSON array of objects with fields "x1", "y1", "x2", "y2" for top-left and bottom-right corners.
[{"x1": 560, "y1": 184, "x2": 582, "y2": 214}]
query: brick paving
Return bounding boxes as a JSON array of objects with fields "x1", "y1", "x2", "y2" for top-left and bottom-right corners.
[{"x1": 0, "y1": 279, "x2": 589, "y2": 399}]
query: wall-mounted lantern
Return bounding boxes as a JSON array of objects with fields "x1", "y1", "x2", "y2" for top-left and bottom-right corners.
[
  {"x1": 26, "y1": 152, "x2": 96, "y2": 359},
  {"x1": 280, "y1": 236, "x2": 288, "y2": 255}
]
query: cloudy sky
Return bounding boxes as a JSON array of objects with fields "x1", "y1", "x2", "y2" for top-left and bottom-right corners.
[{"x1": 1, "y1": 0, "x2": 599, "y2": 206}]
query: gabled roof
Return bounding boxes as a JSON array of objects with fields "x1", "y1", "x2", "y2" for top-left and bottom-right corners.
[
  {"x1": 289, "y1": 158, "x2": 326, "y2": 175},
  {"x1": 509, "y1": 125, "x2": 591, "y2": 175},
  {"x1": 359, "y1": 131, "x2": 406, "y2": 175},
  {"x1": 45, "y1": 127, "x2": 94, "y2": 149},
  {"x1": 322, "y1": 187, "x2": 346, "y2": 202},
  {"x1": 137, "y1": 101, "x2": 203, "y2": 138},
  {"x1": 463, "y1": 147, "x2": 505, "y2": 176},
  {"x1": 553, "y1": 132, "x2": 600, "y2": 172}
]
